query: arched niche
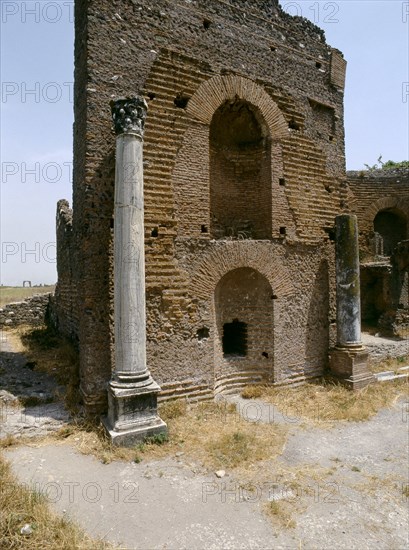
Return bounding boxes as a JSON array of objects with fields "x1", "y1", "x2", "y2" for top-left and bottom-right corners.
[
  {"x1": 374, "y1": 208, "x2": 407, "y2": 256},
  {"x1": 209, "y1": 99, "x2": 272, "y2": 240},
  {"x1": 214, "y1": 267, "x2": 274, "y2": 382}
]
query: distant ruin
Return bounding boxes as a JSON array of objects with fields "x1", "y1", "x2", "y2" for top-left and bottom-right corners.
[
  {"x1": 348, "y1": 168, "x2": 409, "y2": 336},
  {"x1": 52, "y1": 0, "x2": 408, "y2": 423}
]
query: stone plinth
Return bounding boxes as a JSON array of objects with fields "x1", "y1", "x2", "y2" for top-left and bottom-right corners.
[
  {"x1": 104, "y1": 380, "x2": 167, "y2": 446},
  {"x1": 329, "y1": 346, "x2": 373, "y2": 390}
]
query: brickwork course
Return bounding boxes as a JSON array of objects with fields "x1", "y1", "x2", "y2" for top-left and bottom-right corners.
[{"x1": 54, "y1": 0, "x2": 407, "y2": 413}]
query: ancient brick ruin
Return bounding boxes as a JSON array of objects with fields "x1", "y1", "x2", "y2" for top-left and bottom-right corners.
[
  {"x1": 54, "y1": 0, "x2": 407, "y2": 420},
  {"x1": 348, "y1": 168, "x2": 409, "y2": 336}
]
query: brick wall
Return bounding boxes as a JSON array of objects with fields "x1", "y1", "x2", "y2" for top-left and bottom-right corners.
[
  {"x1": 54, "y1": 200, "x2": 78, "y2": 340},
  {"x1": 347, "y1": 168, "x2": 409, "y2": 258},
  {"x1": 59, "y1": 0, "x2": 349, "y2": 412},
  {"x1": 348, "y1": 168, "x2": 409, "y2": 333}
]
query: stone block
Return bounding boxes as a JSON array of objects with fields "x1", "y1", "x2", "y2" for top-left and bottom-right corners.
[
  {"x1": 329, "y1": 346, "x2": 374, "y2": 390},
  {"x1": 102, "y1": 378, "x2": 167, "y2": 446}
]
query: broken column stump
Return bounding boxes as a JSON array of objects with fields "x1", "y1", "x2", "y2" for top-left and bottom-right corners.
[{"x1": 329, "y1": 214, "x2": 374, "y2": 389}]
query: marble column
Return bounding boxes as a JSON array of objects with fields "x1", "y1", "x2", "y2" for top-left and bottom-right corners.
[
  {"x1": 329, "y1": 214, "x2": 374, "y2": 389},
  {"x1": 102, "y1": 97, "x2": 167, "y2": 445}
]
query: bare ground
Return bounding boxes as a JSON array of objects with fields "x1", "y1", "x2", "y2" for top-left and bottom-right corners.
[{"x1": 1, "y1": 331, "x2": 408, "y2": 549}]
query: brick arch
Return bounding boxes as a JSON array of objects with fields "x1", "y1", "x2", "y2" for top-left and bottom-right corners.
[
  {"x1": 186, "y1": 74, "x2": 289, "y2": 140},
  {"x1": 190, "y1": 242, "x2": 294, "y2": 300},
  {"x1": 364, "y1": 197, "x2": 409, "y2": 226}
]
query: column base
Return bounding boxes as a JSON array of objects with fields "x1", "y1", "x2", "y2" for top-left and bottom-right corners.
[
  {"x1": 329, "y1": 346, "x2": 375, "y2": 390},
  {"x1": 102, "y1": 376, "x2": 167, "y2": 446}
]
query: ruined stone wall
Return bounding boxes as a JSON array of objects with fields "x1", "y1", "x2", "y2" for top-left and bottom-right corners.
[
  {"x1": 0, "y1": 294, "x2": 51, "y2": 327},
  {"x1": 347, "y1": 168, "x2": 409, "y2": 259},
  {"x1": 54, "y1": 200, "x2": 78, "y2": 340},
  {"x1": 348, "y1": 168, "x2": 409, "y2": 333},
  {"x1": 68, "y1": 0, "x2": 347, "y2": 412}
]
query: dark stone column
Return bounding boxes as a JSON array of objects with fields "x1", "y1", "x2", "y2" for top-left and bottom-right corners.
[
  {"x1": 102, "y1": 97, "x2": 167, "y2": 445},
  {"x1": 329, "y1": 214, "x2": 374, "y2": 389},
  {"x1": 335, "y1": 214, "x2": 362, "y2": 347}
]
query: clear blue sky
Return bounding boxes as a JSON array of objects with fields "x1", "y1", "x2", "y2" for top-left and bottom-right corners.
[{"x1": 1, "y1": 0, "x2": 408, "y2": 286}]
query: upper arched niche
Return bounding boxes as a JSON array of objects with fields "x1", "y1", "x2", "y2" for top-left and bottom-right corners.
[
  {"x1": 209, "y1": 99, "x2": 272, "y2": 239},
  {"x1": 186, "y1": 74, "x2": 289, "y2": 141},
  {"x1": 362, "y1": 196, "x2": 409, "y2": 230}
]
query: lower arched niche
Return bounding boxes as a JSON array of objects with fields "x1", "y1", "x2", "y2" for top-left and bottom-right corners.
[{"x1": 213, "y1": 267, "x2": 274, "y2": 392}]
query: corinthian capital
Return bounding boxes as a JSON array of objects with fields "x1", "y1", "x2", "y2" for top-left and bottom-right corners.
[{"x1": 110, "y1": 96, "x2": 148, "y2": 137}]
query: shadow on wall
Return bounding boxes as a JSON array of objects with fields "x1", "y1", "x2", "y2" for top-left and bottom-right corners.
[{"x1": 306, "y1": 259, "x2": 330, "y2": 376}]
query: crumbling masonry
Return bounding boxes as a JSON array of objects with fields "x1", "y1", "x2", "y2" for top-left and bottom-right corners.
[{"x1": 54, "y1": 0, "x2": 408, "y2": 416}]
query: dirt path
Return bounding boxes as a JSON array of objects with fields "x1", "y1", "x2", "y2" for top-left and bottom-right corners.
[
  {"x1": 4, "y1": 397, "x2": 408, "y2": 549},
  {"x1": 1, "y1": 331, "x2": 408, "y2": 549},
  {"x1": 0, "y1": 331, "x2": 70, "y2": 439}
]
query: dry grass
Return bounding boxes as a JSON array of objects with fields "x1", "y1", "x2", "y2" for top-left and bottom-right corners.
[
  {"x1": 351, "y1": 472, "x2": 406, "y2": 505},
  {"x1": 159, "y1": 400, "x2": 287, "y2": 470},
  {"x1": 0, "y1": 434, "x2": 18, "y2": 449},
  {"x1": 0, "y1": 286, "x2": 55, "y2": 308},
  {"x1": 31, "y1": 400, "x2": 288, "y2": 472},
  {"x1": 241, "y1": 385, "x2": 265, "y2": 399},
  {"x1": 260, "y1": 377, "x2": 408, "y2": 425},
  {"x1": 0, "y1": 453, "x2": 114, "y2": 549},
  {"x1": 369, "y1": 355, "x2": 408, "y2": 374},
  {"x1": 396, "y1": 326, "x2": 409, "y2": 339},
  {"x1": 265, "y1": 500, "x2": 297, "y2": 529}
]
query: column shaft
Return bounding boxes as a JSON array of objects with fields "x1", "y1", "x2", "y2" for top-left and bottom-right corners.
[
  {"x1": 114, "y1": 133, "x2": 147, "y2": 382},
  {"x1": 330, "y1": 213, "x2": 373, "y2": 389},
  {"x1": 335, "y1": 214, "x2": 361, "y2": 347}
]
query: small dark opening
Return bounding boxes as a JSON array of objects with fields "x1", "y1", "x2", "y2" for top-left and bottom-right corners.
[
  {"x1": 197, "y1": 327, "x2": 210, "y2": 340},
  {"x1": 271, "y1": 294, "x2": 278, "y2": 300},
  {"x1": 330, "y1": 319, "x2": 336, "y2": 324},
  {"x1": 203, "y1": 19, "x2": 211, "y2": 29},
  {"x1": 201, "y1": 225, "x2": 208, "y2": 233},
  {"x1": 279, "y1": 227, "x2": 286, "y2": 236},
  {"x1": 110, "y1": 218, "x2": 114, "y2": 229},
  {"x1": 270, "y1": 46, "x2": 277, "y2": 52},
  {"x1": 262, "y1": 352, "x2": 269, "y2": 359},
  {"x1": 223, "y1": 320, "x2": 247, "y2": 357},
  {"x1": 147, "y1": 92, "x2": 156, "y2": 100},
  {"x1": 174, "y1": 93, "x2": 190, "y2": 109},
  {"x1": 329, "y1": 135, "x2": 334, "y2": 142},
  {"x1": 151, "y1": 227, "x2": 159, "y2": 238},
  {"x1": 316, "y1": 62, "x2": 322, "y2": 69},
  {"x1": 279, "y1": 178, "x2": 286, "y2": 186},
  {"x1": 324, "y1": 185, "x2": 332, "y2": 193},
  {"x1": 324, "y1": 227, "x2": 336, "y2": 242},
  {"x1": 288, "y1": 119, "x2": 300, "y2": 130}
]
